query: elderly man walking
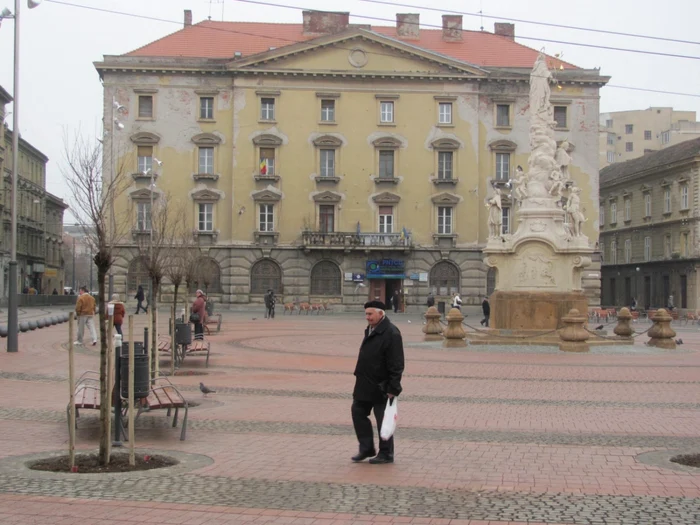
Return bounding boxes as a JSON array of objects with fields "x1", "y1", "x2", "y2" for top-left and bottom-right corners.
[
  {"x1": 351, "y1": 300, "x2": 405, "y2": 464},
  {"x1": 74, "y1": 286, "x2": 97, "y2": 346}
]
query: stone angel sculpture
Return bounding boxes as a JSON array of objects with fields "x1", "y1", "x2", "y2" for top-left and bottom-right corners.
[{"x1": 510, "y1": 165, "x2": 529, "y2": 204}]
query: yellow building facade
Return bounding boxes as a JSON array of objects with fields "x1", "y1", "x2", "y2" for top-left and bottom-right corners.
[{"x1": 96, "y1": 12, "x2": 606, "y2": 309}]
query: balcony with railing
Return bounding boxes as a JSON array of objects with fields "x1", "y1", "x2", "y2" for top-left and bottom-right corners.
[{"x1": 301, "y1": 231, "x2": 412, "y2": 252}]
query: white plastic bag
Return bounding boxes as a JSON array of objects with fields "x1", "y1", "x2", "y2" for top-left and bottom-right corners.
[{"x1": 380, "y1": 397, "x2": 398, "y2": 440}]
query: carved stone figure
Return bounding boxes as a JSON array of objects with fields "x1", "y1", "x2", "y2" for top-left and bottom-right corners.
[
  {"x1": 529, "y1": 53, "x2": 554, "y2": 118},
  {"x1": 511, "y1": 166, "x2": 529, "y2": 203},
  {"x1": 486, "y1": 188, "x2": 503, "y2": 238},
  {"x1": 555, "y1": 140, "x2": 572, "y2": 180},
  {"x1": 549, "y1": 169, "x2": 566, "y2": 197},
  {"x1": 565, "y1": 187, "x2": 586, "y2": 237}
]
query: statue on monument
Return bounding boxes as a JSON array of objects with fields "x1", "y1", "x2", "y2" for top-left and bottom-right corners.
[
  {"x1": 486, "y1": 187, "x2": 503, "y2": 238},
  {"x1": 510, "y1": 165, "x2": 529, "y2": 204},
  {"x1": 529, "y1": 52, "x2": 555, "y2": 119},
  {"x1": 555, "y1": 140, "x2": 572, "y2": 180},
  {"x1": 564, "y1": 186, "x2": 586, "y2": 237}
]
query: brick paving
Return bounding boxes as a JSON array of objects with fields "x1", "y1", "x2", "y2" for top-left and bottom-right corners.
[{"x1": 0, "y1": 309, "x2": 699, "y2": 524}]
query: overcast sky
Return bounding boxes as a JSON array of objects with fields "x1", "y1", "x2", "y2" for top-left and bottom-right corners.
[{"x1": 0, "y1": 0, "x2": 698, "y2": 216}]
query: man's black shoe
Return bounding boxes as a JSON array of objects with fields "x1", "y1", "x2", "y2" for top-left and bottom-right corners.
[
  {"x1": 351, "y1": 450, "x2": 376, "y2": 462},
  {"x1": 369, "y1": 454, "x2": 394, "y2": 464}
]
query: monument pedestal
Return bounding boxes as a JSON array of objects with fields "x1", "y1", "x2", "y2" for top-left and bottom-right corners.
[{"x1": 490, "y1": 290, "x2": 588, "y2": 330}]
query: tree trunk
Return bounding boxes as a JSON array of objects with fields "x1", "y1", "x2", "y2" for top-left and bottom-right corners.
[
  {"x1": 151, "y1": 277, "x2": 161, "y2": 380},
  {"x1": 97, "y1": 263, "x2": 110, "y2": 466},
  {"x1": 171, "y1": 283, "x2": 180, "y2": 376}
]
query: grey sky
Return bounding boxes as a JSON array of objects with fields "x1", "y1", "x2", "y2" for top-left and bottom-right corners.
[{"x1": 0, "y1": 0, "x2": 697, "y2": 215}]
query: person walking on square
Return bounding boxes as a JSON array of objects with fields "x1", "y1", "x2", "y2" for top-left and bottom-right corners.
[
  {"x1": 426, "y1": 292, "x2": 435, "y2": 308},
  {"x1": 480, "y1": 295, "x2": 491, "y2": 327},
  {"x1": 191, "y1": 289, "x2": 207, "y2": 340},
  {"x1": 392, "y1": 290, "x2": 401, "y2": 314},
  {"x1": 452, "y1": 292, "x2": 462, "y2": 310},
  {"x1": 264, "y1": 289, "x2": 275, "y2": 319},
  {"x1": 109, "y1": 294, "x2": 126, "y2": 336},
  {"x1": 351, "y1": 300, "x2": 405, "y2": 465},
  {"x1": 134, "y1": 285, "x2": 147, "y2": 314},
  {"x1": 74, "y1": 286, "x2": 98, "y2": 346}
]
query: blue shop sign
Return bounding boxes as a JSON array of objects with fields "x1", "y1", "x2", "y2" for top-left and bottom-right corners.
[{"x1": 366, "y1": 259, "x2": 406, "y2": 279}]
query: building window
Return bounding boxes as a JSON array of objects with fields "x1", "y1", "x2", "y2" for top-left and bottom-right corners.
[
  {"x1": 501, "y1": 207, "x2": 510, "y2": 234},
  {"x1": 320, "y1": 99, "x2": 335, "y2": 122},
  {"x1": 138, "y1": 95, "x2": 153, "y2": 118},
  {"x1": 429, "y1": 261, "x2": 459, "y2": 296},
  {"x1": 437, "y1": 151, "x2": 453, "y2": 180},
  {"x1": 625, "y1": 124, "x2": 633, "y2": 134},
  {"x1": 599, "y1": 204, "x2": 605, "y2": 226},
  {"x1": 437, "y1": 206, "x2": 452, "y2": 234},
  {"x1": 644, "y1": 193, "x2": 652, "y2": 217},
  {"x1": 198, "y1": 203, "x2": 213, "y2": 232},
  {"x1": 625, "y1": 142, "x2": 633, "y2": 152},
  {"x1": 189, "y1": 257, "x2": 222, "y2": 293},
  {"x1": 600, "y1": 243, "x2": 605, "y2": 264},
  {"x1": 319, "y1": 204, "x2": 335, "y2": 233},
  {"x1": 250, "y1": 259, "x2": 282, "y2": 295},
  {"x1": 605, "y1": 118, "x2": 613, "y2": 128},
  {"x1": 136, "y1": 202, "x2": 151, "y2": 231},
  {"x1": 624, "y1": 198, "x2": 631, "y2": 221},
  {"x1": 607, "y1": 151, "x2": 615, "y2": 164},
  {"x1": 380, "y1": 101, "x2": 394, "y2": 123},
  {"x1": 644, "y1": 130, "x2": 652, "y2": 140},
  {"x1": 378, "y1": 151, "x2": 395, "y2": 178},
  {"x1": 610, "y1": 240, "x2": 617, "y2": 264},
  {"x1": 607, "y1": 133, "x2": 614, "y2": 146},
  {"x1": 260, "y1": 148, "x2": 276, "y2": 176},
  {"x1": 624, "y1": 239, "x2": 632, "y2": 263},
  {"x1": 198, "y1": 147, "x2": 214, "y2": 174},
  {"x1": 553, "y1": 106, "x2": 567, "y2": 128},
  {"x1": 378, "y1": 206, "x2": 393, "y2": 233},
  {"x1": 137, "y1": 146, "x2": 153, "y2": 174},
  {"x1": 661, "y1": 131, "x2": 671, "y2": 145},
  {"x1": 644, "y1": 236, "x2": 651, "y2": 261},
  {"x1": 310, "y1": 261, "x2": 341, "y2": 296},
  {"x1": 127, "y1": 257, "x2": 150, "y2": 295},
  {"x1": 260, "y1": 98, "x2": 275, "y2": 121},
  {"x1": 681, "y1": 185, "x2": 689, "y2": 209},
  {"x1": 610, "y1": 202, "x2": 617, "y2": 224},
  {"x1": 200, "y1": 97, "x2": 214, "y2": 119},
  {"x1": 319, "y1": 149, "x2": 335, "y2": 177},
  {"x1": 259, "y1": 204, "x2": 274, "y2": 232},
  {"x1": 438, "y1": 102, "x2": 452, "y2": 124},
  {"x1": 681, "y1": 232, "x2": 689, "y2": 257},
  {"x1": 664, "y1": 188, "x2": 671, "y2": 213},
  {"x1": 664, "y1": 234, "x2": 672, "y2": 258},
  {"x1": 496, "y1": 104, "x2": 510, "y2": 127},
  {"x1": 495, "y1": 152, "x2": 510, "y2": 181}
]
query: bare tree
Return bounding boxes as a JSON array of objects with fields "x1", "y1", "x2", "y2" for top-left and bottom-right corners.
[{"x1": 62, "y1": 131, "x2": 128, "y2": 466}]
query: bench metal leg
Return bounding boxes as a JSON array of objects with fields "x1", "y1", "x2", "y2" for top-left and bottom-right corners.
[
  {"x1": 180, "y1": 406, "x2": 188, "y2": 441},
  {"x1": 206, "y1": 348, "x2": 210, "y2": 368},
  {"x1": 172, "y1": 407, "x2": 179, "y2": 428}
]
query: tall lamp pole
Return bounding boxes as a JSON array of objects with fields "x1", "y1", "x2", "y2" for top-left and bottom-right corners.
[
  {"x1": 108, "y1": 97, "x2": 124, "y2": 299},
  {"x1": 148, "y1": 158, "x2": 162, "y2": 307}
]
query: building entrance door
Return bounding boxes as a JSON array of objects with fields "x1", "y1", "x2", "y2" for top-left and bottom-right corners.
[
  {"x1": 368, "y1": 279, "x2": 385, "y2": 304},
  {"x1": 680, "y1": 275, "x2": 687, "y2": 308}
]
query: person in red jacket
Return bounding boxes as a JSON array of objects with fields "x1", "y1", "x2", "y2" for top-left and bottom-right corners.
[
  {"x1": 191, "y1": 289, "x2": 207, "y2": 340},
  {"x1": 109, "y1": 294, "x2": 126, "y2": 336}
]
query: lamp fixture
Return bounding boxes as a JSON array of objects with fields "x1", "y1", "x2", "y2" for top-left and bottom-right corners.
[
  {"x1": 113, "y1": 119, "x2": 124, "y2": 130},
  {"x1": 153, "y1": 157, "x2": 163, "y2": 166}
]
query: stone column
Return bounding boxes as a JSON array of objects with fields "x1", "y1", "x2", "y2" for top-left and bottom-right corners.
[
  {"x1": 558, "y1": 308, "x2": 590, "y2": 352},
  {"x1": 422, "y1": 306, "x2": 443, "y2": 341},
  {"x1": 613, "y1": 307, "x2": 633, "y2": 338},
  {"x1": 443, "y1": 307, "x2": 466, "y2": 348},
  {"x1": 648, "y1": 308, "x2": 676, "y2": 350}
]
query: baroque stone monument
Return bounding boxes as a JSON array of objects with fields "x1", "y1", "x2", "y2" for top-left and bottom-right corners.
[{"x1": 484, "y1": 52, "x2": 592, "y2": 330}]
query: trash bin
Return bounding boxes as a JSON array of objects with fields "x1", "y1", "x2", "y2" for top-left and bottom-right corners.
[
  {"x1": 175, "y1": 322, "x2": 192, "y2": 346},
  {"x1": 120, "y1": 342, "x2": 149, "y2": 399},
  {"x1": 437, "y1": 301, "x2": 446, "y2": 316}
]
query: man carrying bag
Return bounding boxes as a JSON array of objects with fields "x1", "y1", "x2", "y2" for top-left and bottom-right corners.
[{"x1": 350, "y1": 300, "x2": 405, "y2": 464}]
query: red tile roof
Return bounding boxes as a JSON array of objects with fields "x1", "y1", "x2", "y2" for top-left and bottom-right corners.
[{"x1": 127, "y1": 20, "x2": 577, "y2": 70}]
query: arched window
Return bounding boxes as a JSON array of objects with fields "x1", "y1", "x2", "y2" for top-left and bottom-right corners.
[
  {"x1": 310, "y1": 261, "x2": 341, "y2": 296},
  {"x1": 127, "y1": 256, "x2": 150, "y2": 296},
  {"x1": 189, "y1": 257, "x2": 222, "y2": 294},
  {"x1": 486, "y1": 268, "x2": 497, "y2": 296},
  {"x1": 251, "y1": 259, "x2": 282, "y2": 294},
  {"x1": 429, "y1": 261, "x2": 460, "y2": 296}
]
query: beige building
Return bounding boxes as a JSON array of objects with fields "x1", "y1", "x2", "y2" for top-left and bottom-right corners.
[
  {"x1": 600, "y1": 107, "x2": 700, "y2": 168},
  {"x1": 0, "y1": 85, "x2": 67, "y2": 296},
  {"x1": 95, "y1": 10, "x2": 607, "y2": 309},
  {"x1": 599, "y1": 137, "x2": 700, "y2": 310}
]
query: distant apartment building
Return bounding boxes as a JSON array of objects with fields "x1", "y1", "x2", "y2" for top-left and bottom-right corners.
[{"x1": 600, "y1": 107, "x2": 700, "y2": 168}]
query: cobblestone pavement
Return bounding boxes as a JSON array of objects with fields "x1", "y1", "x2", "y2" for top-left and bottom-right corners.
[{"x1": 0, "y1": 310, "x2": 699, "y2": 524}]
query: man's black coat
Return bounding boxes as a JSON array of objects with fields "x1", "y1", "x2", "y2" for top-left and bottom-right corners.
[{"x1": 353, "y1": 315, "x2": 405, "y2": 402}]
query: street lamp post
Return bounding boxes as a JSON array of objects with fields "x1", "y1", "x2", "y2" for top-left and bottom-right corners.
[{"x1": 108, "y1": 97, "x2": 124, "y2": 300}]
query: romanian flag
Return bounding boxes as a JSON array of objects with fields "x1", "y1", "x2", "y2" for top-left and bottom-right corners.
[{"x1": 259, "y1": 159, "x2": 267, "y2": 175}]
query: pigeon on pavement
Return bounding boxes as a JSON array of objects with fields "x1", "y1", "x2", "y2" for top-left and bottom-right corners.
[
  {"x1": 199, "y1": 382, "x2": 216, "y2": 395},
  {"x1": 675, "y1": 338, "x2": 684, "y2": 345},
  {"x1": 595, "y1": 325, "x2": 604, "y2": 330}
]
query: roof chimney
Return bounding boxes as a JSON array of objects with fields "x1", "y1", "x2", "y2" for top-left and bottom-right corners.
[
  {"x1": 302, "y1": 10, "x2": 350, "y2": 35},
  {"x1": 494, "y1": 22, "x2": 514, "y2": 39},
  {"x1": 396, "y1": 13, "x2": 420, "y2": 39},
  {"x1": 442, "y1": 15, "x2": 463, "y2": 42},
  {"x1": 184, "y1": 10, "x2": 192, "y2": 28}
]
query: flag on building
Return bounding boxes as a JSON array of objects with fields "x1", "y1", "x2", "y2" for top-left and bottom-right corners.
[{"x1": 259, "y1": 159, "x2": 267, "y2": 175}]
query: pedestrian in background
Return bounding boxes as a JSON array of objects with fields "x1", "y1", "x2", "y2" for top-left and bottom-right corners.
[
  {"x1": 191, "y1": 289, "x2": 207, "y2": 340},
  {"x1": 481, "y1": 295, "x2": 491, "y2": 327},
  {"x1": 426, "y1": 292, "x2": 435, "y2": 308},
  {"x1": 351, "y1": 300, "x2": 405, "y2": 465},
  {"x1": 109, "y1": 294, "x2": 126, "y2": 336},
  {"x1": 74, "y1": 286, "x2": 97, "y2": 346},
  {"x1": 452, "y1": 292, "x2": 462, "y2": 310},
  {"x1": 134, "y1": 285, "x2": 148, "y2": 314}
]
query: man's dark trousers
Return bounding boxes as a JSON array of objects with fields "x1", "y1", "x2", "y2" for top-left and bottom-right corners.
[{"x1": 351, "y1": 398, "x2": 394, "y2": 457}]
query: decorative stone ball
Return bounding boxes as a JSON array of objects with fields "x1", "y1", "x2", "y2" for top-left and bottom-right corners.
[
  {"x1": 50, "y1": 316, "x2": 58, "y2": 325},
  {"x1": 19, "y1": 322, "x2": 29, "y2": 332},
  {"x1": 27, "y1": 320, "x2": 38, "y2": 331},
  {"x1": 63, "y1": 313, "x2": 70, "y2": 322},
  {"x1": 37, "y1": 319, "x2": 46, "y2": 329},
  {"x1": 0, "y1": 325, "x2": 7, "y2": 337}
]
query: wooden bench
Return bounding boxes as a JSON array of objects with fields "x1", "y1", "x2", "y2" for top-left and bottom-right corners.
[
  {"x1": 684, "y1": 311, "x2": 699, "y2": 325},
  {"x1": 204, "y1": 314, "x2": 222, "y2": 335},
  {"x1": 70, "y1": 371, "x2": 101, "y2": 424},
  {"x1": 135, "y1": 376, "x2": 189, "y2": 441},
  {"x1": 183, "y1": 338, "x2": 211, "y2": 367}
]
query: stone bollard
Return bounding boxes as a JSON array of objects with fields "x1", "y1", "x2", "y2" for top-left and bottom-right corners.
[
  {"x1": 647, "y1": 308, "x2": 676, "y2": 350},
  {"x1": 422, "y1": 306, "x2": 443, "y2": 341},
  {"x1": 559, "y1": 308, "x2": 590, "y2": 352},
  {"x1": 614, "y1": 307, "x2": 633, "y2": 338},
  {"x1": 443, "y1": 307, "x2": 466, "y2": 348}
]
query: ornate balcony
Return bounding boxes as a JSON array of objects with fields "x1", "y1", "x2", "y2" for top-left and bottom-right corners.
[{"x1": 300, "y1": 231, "x2": 412, "y2": 252}]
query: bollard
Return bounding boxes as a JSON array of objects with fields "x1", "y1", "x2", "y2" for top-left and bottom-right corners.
[
  {"x1": 443, "y1": 307, "x2": 466, "y2": 348},
  {"x1": 614, "y1": 307, "x2": 633, "y2": 338},
  {"x1": 422, "y1": 306, "x2": 443, "y2": 340},
  {"x1": 559, "y1": 308, "x2": 590, "y2": 352},
  {"x1": 648, "y1": 308, "x2": 676, "y2": 350}
]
